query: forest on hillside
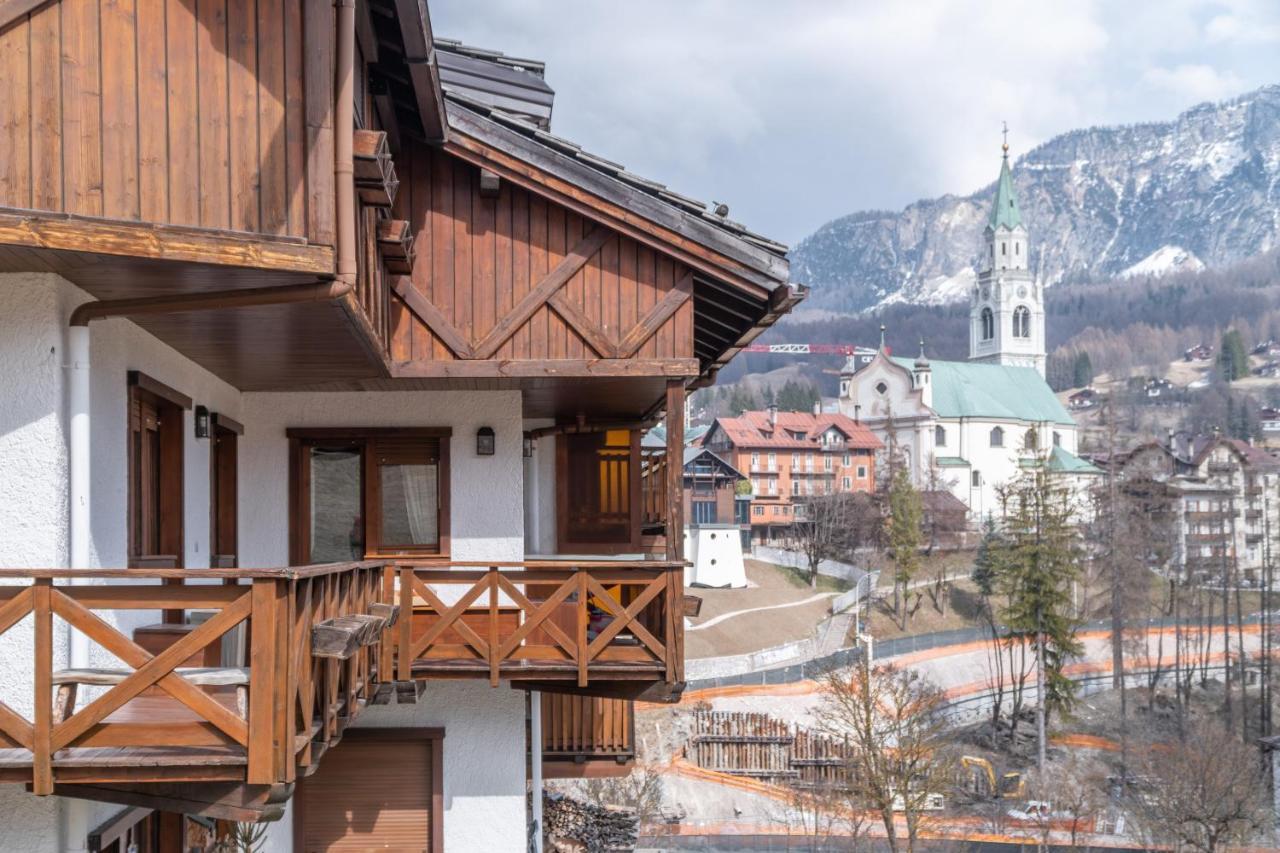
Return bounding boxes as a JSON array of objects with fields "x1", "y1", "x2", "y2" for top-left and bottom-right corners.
[{"x1": 728, "y1": 250, "x2": 1280, "y2": 394}]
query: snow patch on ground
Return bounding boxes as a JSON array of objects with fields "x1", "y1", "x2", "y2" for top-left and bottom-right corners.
[
  {"x1": 1120, "y1": 245, "x2": 1205, "y2": 279},
  {"x1": 876, "y1": 268, "x2": 976, "y2": 309}
]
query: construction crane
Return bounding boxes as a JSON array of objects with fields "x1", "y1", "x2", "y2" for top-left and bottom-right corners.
[{"x1": 740, "y1": 343, "x2": 881, "y2": 358}]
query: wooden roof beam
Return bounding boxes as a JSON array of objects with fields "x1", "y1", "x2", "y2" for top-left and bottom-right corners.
[{"x1": 393, "y1": 0, "x2": 447, "y2": 141}]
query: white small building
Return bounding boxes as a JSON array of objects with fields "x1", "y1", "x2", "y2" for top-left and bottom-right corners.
[{"x1": 838, "y1": 144, "x2": 1099, "y2": 519}]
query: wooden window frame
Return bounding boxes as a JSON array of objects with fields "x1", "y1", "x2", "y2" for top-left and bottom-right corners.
[
  {"x1": 293, "y1": 727, "x2": 445, "y2": 853},
  {"x1": 287, "y1": 428, "x2": 453, "y2": 564},
  {"x1": 127, "y1": 371, "x2": 188, "y2": 569}
]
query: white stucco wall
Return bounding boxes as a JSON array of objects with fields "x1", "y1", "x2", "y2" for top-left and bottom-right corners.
[{"x1": 0, "y1": 274, "x2": 531, "y2": 850}]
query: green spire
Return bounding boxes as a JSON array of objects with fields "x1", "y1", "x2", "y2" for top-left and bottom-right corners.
[{"x1": 988, "y1": 147, "x2": 1022, "y2": 232}]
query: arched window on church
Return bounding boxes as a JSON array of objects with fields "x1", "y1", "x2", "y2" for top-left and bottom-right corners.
[
  {"x1": 990, "y1": 426, "x2": 1004, "y2": 448},
  {"x1": 1013, "y1": 306, "x2": 1030, "y2": 338},
  {"x1": 935, "y1": 425, "x2": 946, "y2": 447},
  {"x1": 1023, "y1": 428, "x2": 1038, "y2": 452},
  {"x1": 980, "y1": 308, "x2": 994, "y2": 341}
]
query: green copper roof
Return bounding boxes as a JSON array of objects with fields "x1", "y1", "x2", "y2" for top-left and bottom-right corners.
[
  {"x1": 988, "y1": 154, "x2": 1022, "y2": 231},
  {"x1": 1047, "y1": 446, "x2": 1101, "y2": 474},
  {"x1": 891, "y1": 358, "x2": 1075, "y2": 425},
  {"x1": 935, "y1": 456, "x2": 970, "y2": 467}
]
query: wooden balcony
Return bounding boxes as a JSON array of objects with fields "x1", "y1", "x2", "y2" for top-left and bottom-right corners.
[
  {"x1": 0, "y1": 562, "x2": 387, "y2": 805},
  {"x1": 395, "y1": 560, "x2": 685, "y2": 690},
  {"x1": 541, "y1": 694, "x2": 634, "y2": 779}
]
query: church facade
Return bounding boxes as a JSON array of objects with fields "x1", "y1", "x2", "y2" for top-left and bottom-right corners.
[{"x1": 838, "y1": 145, "x2": 1099, "y2": 519}]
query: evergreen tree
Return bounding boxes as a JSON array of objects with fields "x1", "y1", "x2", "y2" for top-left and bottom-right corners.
[
  {"x1": 1219, "y1": 329, "x2": 1249, "y2": 381},
  {"x1": 971, "y1": 518, "x2": 1003, "y2": 597},
  {"x1": 887, "y1": 468, "x2": 923, "y2": 629},
  {"x1": 1072, "y1": 351, "x2": 1094, "y2": 388},
  {"x1": 762, "y1": 385, "x2": 776, "y2": 408},
  {"x1": 997, "y1": 469, "x2": 1084, "y2": 768}
]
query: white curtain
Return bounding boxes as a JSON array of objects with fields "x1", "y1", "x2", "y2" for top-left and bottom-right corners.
[{"x1": 400, "y1": 463, "x2": 438, "y2": 544}]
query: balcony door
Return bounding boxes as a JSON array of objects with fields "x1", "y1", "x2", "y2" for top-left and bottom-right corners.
[{"x1": 127, "y1": 372, "x2": 188, "y2": 569}]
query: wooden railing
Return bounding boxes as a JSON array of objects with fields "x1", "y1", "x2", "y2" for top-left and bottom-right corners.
[
  {"x1": 640, "y1": 448, "x2": 669, "y2": 532},
  {"x1": 542, "y1": 694, "x2": 634, "y2": 763},
  {"x1": 395, "y1": 560, "x2": 685, "y2": 687},
  {"x1": 0, "y1": 562, "x2": 388, "y2": 794}
]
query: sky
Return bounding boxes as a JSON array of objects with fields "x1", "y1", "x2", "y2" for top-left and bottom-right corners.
[{"x1": 430, "y1": 1, "x2": 1280, "y2": 247}]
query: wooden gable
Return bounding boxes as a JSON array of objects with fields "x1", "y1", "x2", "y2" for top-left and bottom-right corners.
[{"x1": 386, "y1": 146, "x2": 696, "y2": 374}]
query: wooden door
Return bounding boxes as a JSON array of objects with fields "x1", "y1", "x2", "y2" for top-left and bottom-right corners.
[
  {"x1": 296, "y1": 730, "x2": 442, "y2": 852},
  {"x1": 127, "y1": 376, "x2": 186, "y2": 569},
  {"x1": 210, "y1": 423, "x2": 238, "y2": 567}
]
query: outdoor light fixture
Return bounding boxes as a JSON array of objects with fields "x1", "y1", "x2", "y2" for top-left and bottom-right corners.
[
  {"x1": 476, "y1": 426, "x2": 496, "y2": 456},
  {"x1": 194, "y1": 406, "x2": 211, "y2": 439},
  {"x1": 523, "y1": 432, "x2": 535, "y2": 458}
]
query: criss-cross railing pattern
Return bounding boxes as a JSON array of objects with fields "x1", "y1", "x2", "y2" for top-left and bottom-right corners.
[
  {"x1": 0, "y1": 562, "x2": 388, "y2": 794},
  {"x1": 396, "y1": 561, "x2": 684, "y2": 687}
]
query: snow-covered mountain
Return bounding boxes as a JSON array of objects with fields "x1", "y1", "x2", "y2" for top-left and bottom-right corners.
[{"x1": 790, "y1": 85, "x2": 1280, "y2": 314}]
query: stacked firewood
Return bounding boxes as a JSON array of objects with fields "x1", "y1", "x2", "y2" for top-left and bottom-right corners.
[{"x1": 543, "y1": 791, "x2": 638, "y2": 852}]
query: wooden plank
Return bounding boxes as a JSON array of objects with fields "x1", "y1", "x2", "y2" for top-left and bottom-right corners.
[
  {"x1": 197, "y1": 0, "x2": 230, "y2": 228},
  {"x1": 617, "y1": 272, "x2": 694, "y2": 357},
  {"x1": 256, "y1": 0, "x2": 288, "y2": 235},
  {"x1": 0, "y1": 0, "x2": 54, "y2": 32},
  {"x1": 577, "y1": 571, "x2": 588, "y2": 687},
  {"x1": 135, "y1": 0, "x2": 168, "y2": 223},
  {"x1": 61, "y1": 0, "x2": 103, "y2": 217},
  {"x1": 32, "y1": 581, "x2": 52, "y2": 794},
  {"x1": 247, "y1": 580, "x2": 278, "y2": 784},
  {"x1": 0, "y1": 209, "x2": 335, "y2": 272},
  {"x1": 391, "y1": 276, "x2": 472, "y2": 358},
  {"x1": 398, "y1": 567, "x2": 412, "y2": 680},
  {"x1": 165, "y1": 0, "x2": 199, "y2": 225},
  {"x1": 391, "y1": 358, "x2": 700, "y2": 379},
  {"x1": 302, "y1": 0, "x2": 334, "y2": 245},
  {"x1": 282, "y1": 0, "x2": 305, "y2": 236},
  {"x1": 488, "y1": 570, "x2": 499, "y2": 687},
  {"x1": 0, "y1": 14, "x2": 30, "y2": 208},
  {"x1": 471, "y1": 226, "x2": 610, "y2": 359},
  {"x1": 548, "y1": 288, "x2": 619, "y2": 359},
  {"x1": 100, "y1": 0, "x2": 139, "y2": 219},
  {"x1": 62, "y1": 584, "x2": 245, "y2": 609},
  {"x1": 27, "y1": 2, "x2": 60, "y2": 210},
  {"x1": 665, "y1": 379, "x2": 685, "y2": 683},
  {"x1": 226, "y1": 0, "x2": 259, "y2": 233}
]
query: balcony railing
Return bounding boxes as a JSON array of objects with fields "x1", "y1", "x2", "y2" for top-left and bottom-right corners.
[
  {"x1": 395, "y1": 560, "x2": 685, "y2": 687},
  {"x1": 541, "y1": 693, "x2": 634, "y2": 772},
  {"x1": 0, "y1": 562, "x2": 387, "y2": 795}
]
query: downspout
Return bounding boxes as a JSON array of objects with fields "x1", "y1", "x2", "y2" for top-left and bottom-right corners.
[
  {"x1": 335, "y1": 0, "x2": 357, "y2": 293},
  {"x1": 530, "y1": 690, "x2": 544, "y2": 853}
]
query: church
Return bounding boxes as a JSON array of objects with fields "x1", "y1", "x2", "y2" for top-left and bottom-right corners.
[{"x1": 837, "y1": 143, "x2": 1099, "y2": 519}]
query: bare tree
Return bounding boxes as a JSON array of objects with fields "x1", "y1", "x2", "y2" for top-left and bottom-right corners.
[
  {"x1": 819, "y1": 659, "x2": 953, "y2": 853},
  {"x1": 1129, "y1": 720, "x2": 1270, "y2": 851},
  {"x1": 794, "y1": 492, "x2": 876, "y2": 588}
]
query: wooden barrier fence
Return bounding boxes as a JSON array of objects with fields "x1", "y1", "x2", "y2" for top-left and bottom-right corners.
[{"x1": 687, "y1": 710, "x2": 852, "y2": 788}]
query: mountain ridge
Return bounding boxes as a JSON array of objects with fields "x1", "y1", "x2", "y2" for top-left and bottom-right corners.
[{"x1": 790, "y1": 84, "x2": 1280, "y2": 314}]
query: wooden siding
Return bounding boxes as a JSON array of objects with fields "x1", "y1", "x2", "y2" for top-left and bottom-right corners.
[
  {"x1": 388, "y1": 146, "x2": 695, "y2": 366},
  {"x1": 0, "y1": 0, "x2": 331, "y2": 245}
]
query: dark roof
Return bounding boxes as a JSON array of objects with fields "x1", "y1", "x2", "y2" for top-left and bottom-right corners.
[
  {"x1": 683, "y1": 447, "x2": 747, "y2": 480},
  {"x1": 435, "y1": 42, "x2": 555, "y2": 129},
  {"x1": 443, "y1": 95, "x2": 790, "y2": 265}
]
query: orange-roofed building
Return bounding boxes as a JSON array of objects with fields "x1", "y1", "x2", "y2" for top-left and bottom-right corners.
[{"x1": 702, "y1": 407, "x2": 882, "y2": 541}]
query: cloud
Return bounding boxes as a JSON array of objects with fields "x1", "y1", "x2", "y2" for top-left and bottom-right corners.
[
  {"x1": 429, "y1": 0, "x2": 1273, "y2": 244},
  {"x1": 1142, "y1": 64, "x2": 1246, "y2": 103}
]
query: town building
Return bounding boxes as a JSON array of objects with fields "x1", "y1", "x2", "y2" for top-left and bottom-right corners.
[
  {"x1": 0, "y1": 3, "x2": 798, "y2": 850},
  {"x1": 1109, "y1": 433, "x2": 1280, "y2": 582},
  {"x1": 702, "y1": 408, "x2": 881, "y2": 541},
  {"x1": 837, "y1": 144, "x2": 1099, "y2": 519}
]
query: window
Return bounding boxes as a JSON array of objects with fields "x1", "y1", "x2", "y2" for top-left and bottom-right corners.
[
  {"x1": 990, "y1": 427, "x2": 1004, "y2": 447},
  {"x1": 980, "y1": 308, "x2": 994, "y2": 341},
  {"x1": 753, "y1": 505, "x2": 765, "y2": 517},
  {"x1": 972, "y1": 470, "x2": 981, "y2": 487},
  {"x1": 1013, "y1": 306, "x2": 1031, "y2": 338},
  {"x1": 692, "y1": 501, "x2": 717, "y2": 525},
  {"x1": 875, "y1": 381, "x2": 889, "y2": 395},
  {"x1": 843, "y1": 476, "x2": 852, "y2": 489},
  {"x1": 857, "y1": 466, "x2": 867, "y2": 478},
  {"x1": 751, "y1": 452, "x2": 760, "y2": 470},
  {"x1": 806, "y1": 453, "x2": 814, "y2": 472},
  {"x1": 824, "y1": 455, "x2": 833, "y2": 472},
  {"x1": 792, "y1": 480, "x2": 801, "y2": 495},
  {"x1": 792, "y1": 453, "x2": 799, "y2": 468},
  {"x1": 935, "y1": 425, "x2": 946, "y2": 447},
  {"x1": 1023, "y1": 428, "x2": 1038, "y2": 452},
  {"x1": 768, "y1": 478, "x2": 777, "y2": 495},
  {"x1": 1001, "y1": 242, "x2": 1007, "y2": 256},
  {"x1": 290, "y1": 428, "x2": 452, "y2": 563},
  {"x1": 767, "y1": 452, "x2": 776, "y2": 471},
  {"x1": 1053, "y1": 431, "x2": 1062, "y2": 447},
  {"x1": 843, "y1": 453, "x2": 851, "y2": 467},
  {"x1": 128, "y1": 372, "x2": 190, "y2": 568}
]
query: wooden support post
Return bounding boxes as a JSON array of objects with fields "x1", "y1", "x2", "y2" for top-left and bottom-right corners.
[
  {"x1": 577, "y1": 570, "x2": 589, "y2": 688},
  {"x1": 379, "y1": 565, "x2": 395, "y2": 683},
  {"x1": 398, "y1": 566, "x2": 413, "y2": 681},
  {"x1": 665, "y1": 379, "x2": 685, "y2": 683},
  {"x1": 247, "y1": 579, "x2": 278, "y2": 785},
  {"x1": 488, "y1": 568, "x2": 499, "y2": 687},
  {"x1": 274, "y1": 581, "x2": 292, "y2": 782},
  {"x1": 32, "y1": 579, "x2": 52, "y2": 795}
]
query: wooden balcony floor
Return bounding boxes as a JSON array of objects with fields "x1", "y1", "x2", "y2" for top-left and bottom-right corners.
[{"x1": 408, "y1": 658, "x2": 665, "y2": 679}]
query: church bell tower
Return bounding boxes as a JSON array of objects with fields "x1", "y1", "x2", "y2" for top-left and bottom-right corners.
[{"x1": 969, "y1": 132, "x2": 1045, "y2": 376}]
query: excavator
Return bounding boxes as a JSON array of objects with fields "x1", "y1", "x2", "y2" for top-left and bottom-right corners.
[{"x1": 960, "y1": 755, "x2": 1025, "y2": 800}]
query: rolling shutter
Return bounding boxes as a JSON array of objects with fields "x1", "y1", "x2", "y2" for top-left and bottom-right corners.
[{"x1": 298, "y1": 736, "x2": 436, "y2": 852}]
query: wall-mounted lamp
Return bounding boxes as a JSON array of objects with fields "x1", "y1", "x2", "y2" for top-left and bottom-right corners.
[
  {"x1": 194, "y1": 405, "x2": 211, "y2": 439},
  {"x1": 476, "y1": 426, "x2": 496, "y2": 456},
  {"x1": 523, "y1": 432, "x2": 535, "y2": 458}
]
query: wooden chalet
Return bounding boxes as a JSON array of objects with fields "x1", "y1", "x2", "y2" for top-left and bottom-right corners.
[{"x1": 0, "y1": 0, "x2": 798, "y2": 849}]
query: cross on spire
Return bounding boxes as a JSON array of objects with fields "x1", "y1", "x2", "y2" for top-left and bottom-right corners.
[{"x1": 1001, "y1": 121, "x2": 1009, "y2": 156}]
